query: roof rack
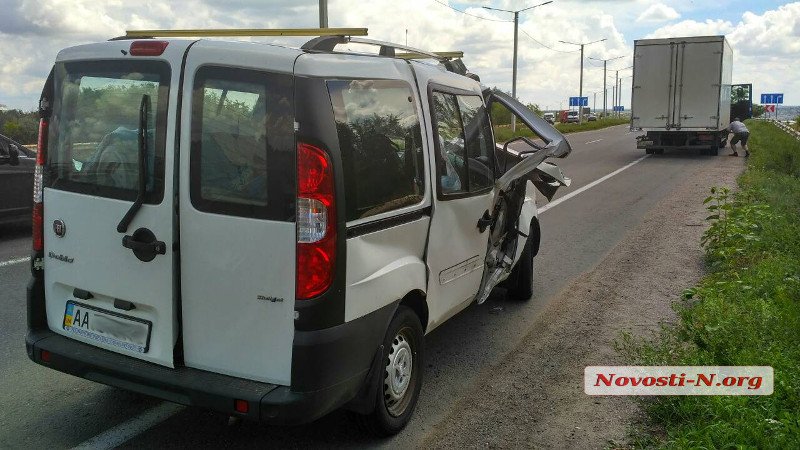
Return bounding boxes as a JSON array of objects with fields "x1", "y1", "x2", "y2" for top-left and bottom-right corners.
[
  {"x1": 123, "y1": 28, "x2": 368, "y2": 39},
  {"x1": 395, "y1": 51, "x2": 464, "y2": 60},
  {"x1": 302, "y1": 36, "x2": 455, "y2": 59},
  {"x1": 301, "y1": 36, "x2": 470, "y2": 76}
]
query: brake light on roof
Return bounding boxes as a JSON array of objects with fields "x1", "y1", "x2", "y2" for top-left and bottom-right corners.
[
  {"x1": 32, "y1": 118, "x2": 47, "y2": 252},
  {"x1": 296, "y1": 142, "x2": 336, "y2": 300},
  {"x1": 129, "y1": 41, "x2": 169, "y2": 56}
]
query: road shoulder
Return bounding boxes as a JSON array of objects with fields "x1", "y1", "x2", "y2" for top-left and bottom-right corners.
[{"x1": 422, "y1": 155, "x2": 743, "y2": 448}]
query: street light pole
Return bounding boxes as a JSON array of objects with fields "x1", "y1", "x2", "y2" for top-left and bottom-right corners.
[
  {"x1": 512, "y1": 11, "x2": 519, "y2": 131},
  {"x1": 319, "y1": 0, "x2": 328, "y2": 28},
  {"x1": 483, "y1": 1, "x2": 553, "y2": 132},
  {"x1": 559, "y1": 38, "x2": 606, "y2": 124},
  {"x1": 588, "y1": 55, "x2": 623, "y2": 119}
]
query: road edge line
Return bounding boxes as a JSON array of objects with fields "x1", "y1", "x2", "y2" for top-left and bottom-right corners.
[{"x1": 0, "y1": 256, "x2": 30, "y2": 268}]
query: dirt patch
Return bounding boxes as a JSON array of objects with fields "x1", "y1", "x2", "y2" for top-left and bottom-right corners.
[{"x1": 422, "y1": 156, "x2": 743, "y2": 449}]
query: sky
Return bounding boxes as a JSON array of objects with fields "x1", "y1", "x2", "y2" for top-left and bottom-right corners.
[{"x1": 0, "y1": 0, "x2": 798, "y2": 112}]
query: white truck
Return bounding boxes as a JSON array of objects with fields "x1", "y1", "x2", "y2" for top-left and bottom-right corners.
[{"x1": 631, "y1": 35, "x2": 733, "y2": 155}]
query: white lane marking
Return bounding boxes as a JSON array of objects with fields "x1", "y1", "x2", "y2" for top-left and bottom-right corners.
[
  {"x1": 539, "y1": 154, "x2": 651, "y2": 215},
  {"x1": 0, "y1": 256, "x2": 30, "y2": 268},
  {"x1": 71, "y1": 403, "x2": 183, "y2": 450},
  {"x1": 585, "y1": 139, "x2": 603, "y2": 144}
]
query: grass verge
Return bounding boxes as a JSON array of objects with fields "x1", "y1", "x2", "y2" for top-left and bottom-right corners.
[
  {"x1": 618, "y1": 120, "x2": 800, "y2": 448},
  {"x1": 493, "y1": 117, "x2": 628, "y2": 142}
]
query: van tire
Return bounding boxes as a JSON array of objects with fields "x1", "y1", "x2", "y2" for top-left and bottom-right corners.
[
  {"x1": 351, "y1": 306, "x2": 424, "y2": 436},
  {"x1": 505, "y1": 235, "x2": 534, "y2": 301}
]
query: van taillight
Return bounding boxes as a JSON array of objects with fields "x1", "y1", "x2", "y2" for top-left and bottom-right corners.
[
  {"x1": 130, "y1": 41, "x2": 168, "y2": 56},
  {"x1": 296, "y1": 142, "x2": 336, "y2": 300},
  {"x1": 32, "y1": 118, "x2": 47, "y2": 252}
]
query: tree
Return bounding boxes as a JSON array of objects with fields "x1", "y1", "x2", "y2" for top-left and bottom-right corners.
[{"x1": 752, "y1": 104, "x2": 765, "y2": 118}]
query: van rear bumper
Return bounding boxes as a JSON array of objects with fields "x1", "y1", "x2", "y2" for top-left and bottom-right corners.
[{"x1": 26, "y1": 278, "x2": 395, "y2": 425}]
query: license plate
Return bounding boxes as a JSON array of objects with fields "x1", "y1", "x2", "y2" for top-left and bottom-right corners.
[{"x1": 63, "y1": 301, "x2": 152, "y2": 353}]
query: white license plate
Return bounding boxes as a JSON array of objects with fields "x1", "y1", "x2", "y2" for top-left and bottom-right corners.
[{"x1": 63, "y1": 301, "x2": 152, "y2": 353}]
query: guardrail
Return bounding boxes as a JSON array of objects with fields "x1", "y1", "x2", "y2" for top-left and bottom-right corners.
[{"x1": 771, "y1": 119, "x2": 800, "y2": 140}]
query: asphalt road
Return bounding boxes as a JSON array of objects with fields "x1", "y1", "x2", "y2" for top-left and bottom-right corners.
[{"x1": 0, "y1": 125, "x2": 720, "y2": 448}]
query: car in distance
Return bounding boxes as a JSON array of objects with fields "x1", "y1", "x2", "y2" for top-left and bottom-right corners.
[
  {"x1": 566, "y1": 110, "x2": 580, "y2": 123},
  {"x1": 543, "y1": 112, "x2": 555, "y2": 124},
  {"x1": 587, "y1": 113, "x2": 597, "y2": 122},
  {"x1": 0, "y1": 133, "x2": 35, "y2": 225}
]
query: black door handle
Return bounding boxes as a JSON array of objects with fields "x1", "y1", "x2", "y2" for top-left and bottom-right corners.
[
  {"x1": 122, "y1": 227, "x2": 166, "y2": 262},
  {"x1": 477, "y1": 210, "x2": 493, "y2": 233}
]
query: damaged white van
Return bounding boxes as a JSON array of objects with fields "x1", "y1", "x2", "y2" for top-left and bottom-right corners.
[{"x1": 25, "y1": 31, "x2": 571, "y2": 435}]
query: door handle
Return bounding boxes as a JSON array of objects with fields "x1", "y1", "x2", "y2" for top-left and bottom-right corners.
[
  {"x1": 122, "y1": 227, "x2": 166, "y2": 262},
  {"x1": 477, "y1": 210, "x2": 493, "y2": 233}
]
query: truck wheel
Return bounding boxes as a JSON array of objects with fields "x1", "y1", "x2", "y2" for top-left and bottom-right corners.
[
  {"x1": 505, "y1": 234, "x2": 534, "y2": 301},
  {"x1": 352, "y1": 306, "x2": 424, "y2": 436}
]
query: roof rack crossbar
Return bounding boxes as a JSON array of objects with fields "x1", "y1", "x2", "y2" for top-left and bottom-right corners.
[{"x1": 123, "y1": 28, "x2": 368, "y2": 39}]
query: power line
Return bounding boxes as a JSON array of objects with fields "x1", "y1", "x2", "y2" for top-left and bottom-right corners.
[
  {"x1": 519, "y1": 28, "x2": 580, "y2": 53},
  {"x1": 430, "y1": 0, "x2": 513, "y2": 23}
]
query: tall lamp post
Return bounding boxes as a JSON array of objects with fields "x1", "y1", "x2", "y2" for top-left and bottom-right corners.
[
  {"x1": 588, "y1": 55, "x2": 623, "y2": 118},
  {"x1": 483, "y1": 1, "x2": 553, "y2": 132},
  {"x1": 614, "y1": 65, "x2": 633, "y2": 117},
  {"x1": 558, "y1": 38, "x2": 606, "y2": 124}
]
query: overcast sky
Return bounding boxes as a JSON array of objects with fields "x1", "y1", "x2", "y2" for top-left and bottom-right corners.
[{"x1": 0, "y1": 0, "x2": 798, "y2": 111}]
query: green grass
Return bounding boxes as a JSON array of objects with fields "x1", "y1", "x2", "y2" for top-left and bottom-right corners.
[
  {"x1": 619, "y1": 120, "x2": 800, "y2": 449},
  {"x1": 492, "y1": 117, "x2": 629, "y2": 142}
]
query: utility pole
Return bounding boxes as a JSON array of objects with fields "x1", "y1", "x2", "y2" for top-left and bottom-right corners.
[
  {"x1": 483, "y1": 1, "x2": 553, "y2": 132},
  {"x1": 319, "y1": 0, "x2": 328, "y2": 28},
  {"x1": 589, "y1": 55, "x2": 623, "y2": 119},
  {"x1": 559, "y1": 38, "x2": 606, "y2": 124},
  {"x1": 593, "y1": 92, "x2": 597, "y2": 112}
]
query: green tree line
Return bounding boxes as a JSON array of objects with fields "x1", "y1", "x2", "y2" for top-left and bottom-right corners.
[{"x1": 0, "y1": 109, "x2": 38, "y2": 144}]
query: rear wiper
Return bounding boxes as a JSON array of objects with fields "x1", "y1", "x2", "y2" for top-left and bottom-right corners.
[{"x1": 117, "y1": 94, "x2": 150, "y2": 233}]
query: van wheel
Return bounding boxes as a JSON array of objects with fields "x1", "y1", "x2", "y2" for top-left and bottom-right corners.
[
  {"x1": 352, "y1": 306, "x2": 424, "y2": 436},
  {"x1": 505, "y1": 235, "x2": 534, "y2": 301}
]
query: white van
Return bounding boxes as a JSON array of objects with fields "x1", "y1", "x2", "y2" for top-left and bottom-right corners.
[{"x1": 25, "y1": 32, "x2": 571, "y2": 435}]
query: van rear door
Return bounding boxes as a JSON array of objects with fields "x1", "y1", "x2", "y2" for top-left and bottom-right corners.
[
  {"x1": 178, "y1": 42, "x2": 298, "y2": 385},
  {"x1": 43, "y1": 41, "x2": 190, "y2": 367}
]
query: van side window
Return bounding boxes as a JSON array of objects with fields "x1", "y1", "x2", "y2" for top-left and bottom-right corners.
[
  {"x1": 190, "y1": 66, "x2": 295, "y2": 221},
  {"x1": 432, "y1": 91, "x2": 495, "y2": 197},
  {"x1": 328, "y1": 79, "x2": 425, "y2": 221},
  {"x1": 432, "y1": 92, "x2": 467, "y2": 195}
]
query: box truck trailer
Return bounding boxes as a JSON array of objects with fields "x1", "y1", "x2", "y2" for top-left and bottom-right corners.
[{"x1": 630, "y1": 35, "x2": 732, "y2": 155}]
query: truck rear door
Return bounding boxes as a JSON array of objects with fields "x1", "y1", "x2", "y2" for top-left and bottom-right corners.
[
  {"x1": 673, "y1": 40, "x2": 724, "y2": 129},
  {"x1": 631, "y1": 42, "x2": 675, "y2": 129},
  {"x1": 43, "y1": 41, "x2": 189, "y2": 367}
]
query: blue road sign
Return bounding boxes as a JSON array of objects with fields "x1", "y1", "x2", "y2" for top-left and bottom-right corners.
[
  {"x1": 569, "y1": 96, "x2": 589, "y2": 107},
  {"x1": 760, "y1": 93, "x2": 784, "y2": 104},
  {"x1": 613, "y1": 105, "x2": 625, "y2": 112}
]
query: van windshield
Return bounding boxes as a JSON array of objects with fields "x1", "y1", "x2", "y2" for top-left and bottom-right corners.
[{"x1": 48, "y1": 60, "x2": 170, "y2": 202}]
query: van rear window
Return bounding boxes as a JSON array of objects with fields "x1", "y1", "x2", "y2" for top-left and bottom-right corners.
[{"x1": 48, "y1": 60, "x2": 170, "y2": 203}]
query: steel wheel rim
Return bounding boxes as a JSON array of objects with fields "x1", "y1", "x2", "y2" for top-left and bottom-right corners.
[{"x1": 384, "y1": 326, "x2": 415, "y2": 417}]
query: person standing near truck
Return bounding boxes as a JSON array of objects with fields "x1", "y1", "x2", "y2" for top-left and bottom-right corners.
[{"x1": 728, "y1": 118, "x2": 750, "y2": 157}]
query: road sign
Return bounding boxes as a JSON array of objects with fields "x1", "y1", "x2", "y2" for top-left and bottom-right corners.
[
  {"x1": 613, "y1": 105, "x2": 624, "y2": 112},
  {"x1": 764, "y1": 104, "x2": 776, "y2": 113},
  {"x1": 569, "y1": 96, "x2": 588, "y2": 107},
  {"x1": 760, "y1": 93, "x2": 784, "y2": 104}
]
